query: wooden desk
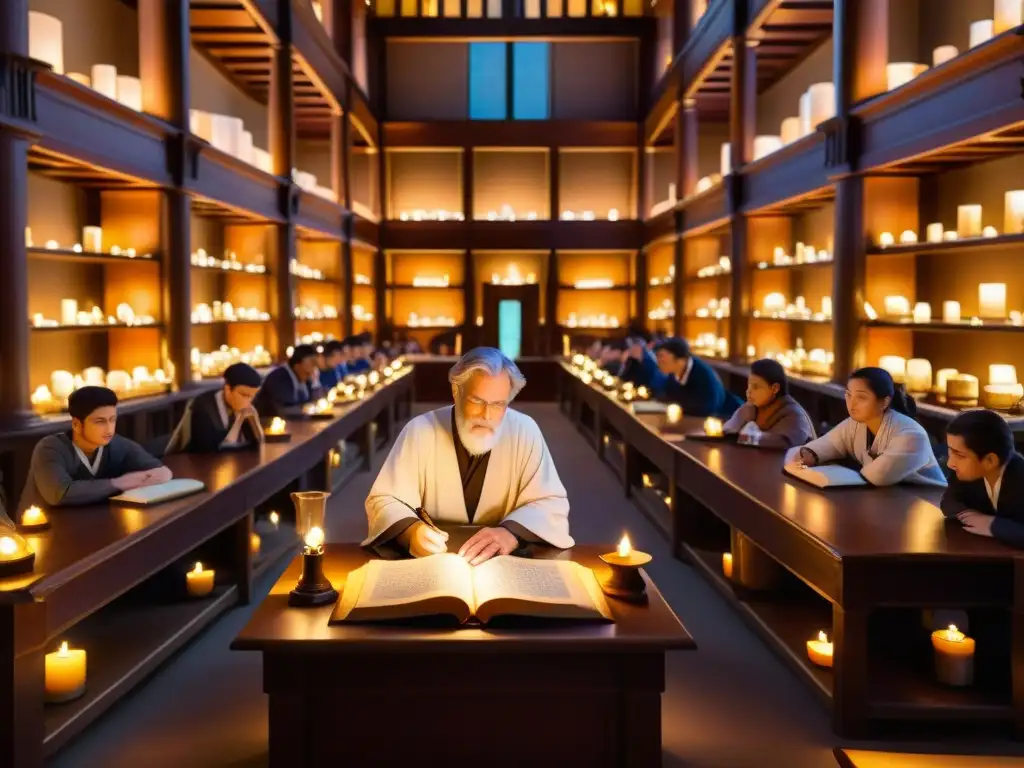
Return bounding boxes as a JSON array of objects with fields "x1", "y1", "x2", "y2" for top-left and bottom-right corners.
[
  {"x1": 835, "y1": 747, "x2": 1024, "y2": 767},
  {"x1": 0, "y1": 371, "x2": 414, "y2": 767},
  {"x1": 233, "y1": 538, "x2": 695, "y2": 768},
  {"x1": 558, "y1": 363, "x2": 1024, "y2": 739}
]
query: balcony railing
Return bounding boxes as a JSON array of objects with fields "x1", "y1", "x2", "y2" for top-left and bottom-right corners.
[{"x1": 370, "y1": 0, "x2": 648, "y2": 19}]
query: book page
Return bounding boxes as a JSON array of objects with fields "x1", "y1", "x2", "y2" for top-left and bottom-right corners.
[
  {"x1": 471, "y1": 557, "x2": 605, "y2": 613},
  {"x1": 358, "y1": 553, "x2": 473, "y2": 609}
]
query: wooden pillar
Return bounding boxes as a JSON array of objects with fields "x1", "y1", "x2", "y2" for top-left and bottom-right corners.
[
  {"x1": 727, "y1": 38, "x2": 757, "y2": 361},
  {"x1": 831, "y1": 178, "x2": 866, "y2": 380},
  {"x1": 546, "y1": 249, "x2": 559, "y2": 354},
  {"x1": 0, "y1": 0, "x2": 37, "y2": 426},
  {"x1": 270, "y1": 3, "x2": 296, "y2": 357},
  {"x1": 548, "y1": 147, "x2": 559, "y2": 222},
  {"x1": 328, "y1": 0, "x2": 353, "y2": 61},
  {"x1": 672, "y1": 233, "x2": 684, "y2": 337},
  {"x1": 342, "y1": 238, "x2": 354, "y2": 338},
  {"x1": 139, "y1": 0, "x2": 192, "y2": 390},
  {"x1": 672, "y1": 0, "x2": 695, "y2": 60},
  {"x1": 373, "y1": 247, "x2": 386, "y2": 342},
  {"x1": 634, "y1": 249, "x2": 648, "y2": 327},
  {"x1": 463, "y1": 250, "x2": 475, "y2": 346},
  {"x1": 676, "y1": 98, "x2": 698, "y2": 200}
]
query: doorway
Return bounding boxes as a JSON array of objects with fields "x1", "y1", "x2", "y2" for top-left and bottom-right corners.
[{"x1": 481, "y1": 284, "x2": 540, "y2": 358}]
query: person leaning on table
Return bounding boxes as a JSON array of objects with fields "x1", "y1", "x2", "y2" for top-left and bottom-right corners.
[
  {"x1": 783, "y1": 367, "x2": 946, "y2": 487},
  {"x1": 723, "y1": 358, "x2": 817, "y2": 449}
]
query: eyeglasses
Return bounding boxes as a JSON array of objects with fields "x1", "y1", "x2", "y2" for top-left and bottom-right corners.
[{"x1": 463, "y1": 394, "x2": 509, "y2": 416}]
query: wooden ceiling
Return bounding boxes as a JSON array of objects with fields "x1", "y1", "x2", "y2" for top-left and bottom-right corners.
[
  {"x1": 749, "y1": 0, "x2": 834, "y2": 94},
  {"x1": 28, "y1": 147, "x2": 156, "y2": 189},
  {"x1": 189, "y1": 0, "x2": 338, "y2": 140},
  {"x1": 883, "y1": 124, "x2": 1024, "y2": 175}
]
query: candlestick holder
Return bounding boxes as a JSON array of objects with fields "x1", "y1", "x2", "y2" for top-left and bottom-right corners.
[
  {"x1": 19, "y1": 506, "x2": 51, "y2": 533},
  {"x1": 599, "y1": 543, "x2": 652, "y2": 603},
  {"x1": 0, "y1": 533, "x2": 36, "y2": 577},
  {"x1": 289, "y1": 544, "x2": 338, "y2": 607}
]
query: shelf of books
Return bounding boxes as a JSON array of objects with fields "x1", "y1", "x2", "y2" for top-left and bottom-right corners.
[{"x1": 558, "y1": 250, "x2": 636, "y2": 345}]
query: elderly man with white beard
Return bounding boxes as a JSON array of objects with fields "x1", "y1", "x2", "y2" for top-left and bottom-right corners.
[{"x1": 362, "y1": 347, "x2": 574, "y2": 564}]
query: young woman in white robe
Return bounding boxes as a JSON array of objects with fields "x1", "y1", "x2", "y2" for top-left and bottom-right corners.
[
  {"x1": 784, "y1": 367, "x2": 946, "y2": 487},
  {"x1": 363, "y1": 404, "x2": 574, "y2": 549}
]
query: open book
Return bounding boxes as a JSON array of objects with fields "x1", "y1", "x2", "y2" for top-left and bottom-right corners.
[
  {"x1": 330, "y1": 554, "x2": 614, "y2": 625},
  {"x1": 784, "y1": 462, "x2": 867, "y2": 489}
]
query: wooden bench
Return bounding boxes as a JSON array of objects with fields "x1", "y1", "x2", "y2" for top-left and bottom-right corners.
[
  {"x1": 835, "y1": 747, "x2": 1024, "y2": 766},
  {"x1": 558, "y1": 362, "x2": 1024, "y2": 739},
  {"x1": 0, "y1": 370, "x2": 414, "y2": 768}
]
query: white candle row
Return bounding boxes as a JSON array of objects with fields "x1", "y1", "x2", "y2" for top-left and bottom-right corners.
[{"x1": 397, "y1": 209, "x2": 465, "y2": 222}]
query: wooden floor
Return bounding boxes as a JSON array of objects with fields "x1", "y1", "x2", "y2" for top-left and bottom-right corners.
[{"x1": 50, "y1": 405, "x2": 1024, "y2": 767}]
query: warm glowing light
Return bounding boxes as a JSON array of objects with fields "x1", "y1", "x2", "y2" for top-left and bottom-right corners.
[
  {"x1": 945, "y1": 624, "x2": 964, "y2": 642},
  {"x1": 617, "y1": 535, "x2": 631, "y2": 558},
  {"x1": 0, "y1": 536, "x2": 17, "y2": 556},
  {"x1": 22, "y1": 506, "x2": 46, "y2": 526},
  {"x1": 269, "y1": 511, "x2": 280, "y2": 526},
  {"x1": 704, "y1": 417, "x2": 723, "y2": 437},
  {"x1": 305, "y1": 526, "x2": 325, "y2": 549},
  {"x1": 192, "y1": 562, "x2": 204, "y2": 574}
]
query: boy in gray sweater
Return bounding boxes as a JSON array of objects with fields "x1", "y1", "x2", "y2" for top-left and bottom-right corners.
[{"x1": 18, "y1": 386, "x2": 172, "y2": 512}]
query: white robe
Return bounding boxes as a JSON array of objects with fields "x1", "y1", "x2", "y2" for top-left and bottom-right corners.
[{"x1": 363, "y1": 406, "x2": 574, "y2": 548}]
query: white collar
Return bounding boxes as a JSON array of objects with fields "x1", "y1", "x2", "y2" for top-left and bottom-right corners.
[
  {"x1": 215, "y1": 390, "x2": 230, "y2": 429},
  {"x1": 984, "y1": 464, "x2": 1008, "y2": 509},
  {"x1": 285, "y1": 365, "x2": 309, "y2": 399},
  {"x1": 73, "y1": 442, "x2": 104, "y2": 476},
  {"x1": 678, "y1": 357, "x2": 695, "y2": 386}
]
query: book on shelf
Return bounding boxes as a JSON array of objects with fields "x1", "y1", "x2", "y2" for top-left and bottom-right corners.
[
  {"x1": 330, "y1": 553, "x2": 614, "y2": 625},
  {"x1": 783, "y1": 462, "x2": 867, "y2": 489}
]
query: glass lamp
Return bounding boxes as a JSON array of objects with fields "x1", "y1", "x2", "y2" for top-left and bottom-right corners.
[
  {"x1": 0, "y1": 531, "x2": 35, "y2": 576},
  {"x1": 288, "y1": 492, "x2": 337, "y2": 607}
]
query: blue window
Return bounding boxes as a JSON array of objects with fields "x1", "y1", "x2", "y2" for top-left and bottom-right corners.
[
  {"x1": 512, "y1": 42, "x2": 550, "y2": 119},
  {"x1": 469, "y1": 42, "x2": 507, "y2": 119},
  {"x1": 498, "y1": 300, "x2": 523, "y2": 359}
]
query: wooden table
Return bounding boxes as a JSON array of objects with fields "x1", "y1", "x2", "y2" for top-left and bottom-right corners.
[
  {"x1": 558, "y1": 362, "x2": 1024, "y2": 739},
  {"x1": 0, "y1": 371, "x2": 414, "y2": 767},
  {"x1": 233, "y1": 535, "x2": 695, "y2": 768}
]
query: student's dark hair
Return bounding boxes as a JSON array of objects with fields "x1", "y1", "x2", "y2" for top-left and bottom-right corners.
[
  {"x1": 322, "y1": 340, "x2": 345, "y2": 357},
  {"x1": 750, "y1": 358, "x2": 788, "y2": 396},
  {"x1": 224, "y1": 363, "x2": 262, "y2": 389},
  {"x1": 68, "y1": 386, "x2": 118, "y2": 421},
  {"x1": 947, "y1": 409, "x2": 1015, "y2": 465},
  {"x1": 289, "y1": 344, "x2": 319, "y2": 366},
  {"x1": 626, "y1": 318, "x2": 652, "y2": 342},
  {"x1": 849, "y1": 367, "x2": 917, "y2": 419},
  {"x1": 655, "y1": 337, "x2": 691, "y2": 360}
]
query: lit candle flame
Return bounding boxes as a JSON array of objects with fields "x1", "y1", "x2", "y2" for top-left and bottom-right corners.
[
  {"x1": 617, "y1": 535, "x2": 631, "y2": 557},
  {"x1": 59, "y1": 640, "x2": 70, "y2": 657},
  {"x1": 704, "y1": 417, "x2": 723, "y2": 436},
  {"x1": 817, "y1": 630, "x2": 828, "y2": 644},
  {"x1": 316, "y1": 398, "x2": 329, "y2": 411},
  {"x1": 269, "y1": 417, "x2": 286, "y2": 434},
  {"x1": 305, "y1": 526, "x2": 325, "y2": 549},
  {"x1": 192, "y1": 562, "x2": 204, "y2": 574},
  {"x1": 0, "y1": 536, "x2": 17, "y2": 556},
  {"x1": 946, "y1": 624, "x2": 964, "y2": 642},
  {"x1": 269, "y1": 511, "x2": 280, "y2": 525},
  {"x1": 22, "y1": 505, "x2": 44, "y2": 524}
]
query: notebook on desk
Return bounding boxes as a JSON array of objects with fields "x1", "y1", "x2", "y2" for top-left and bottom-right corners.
[
  {"x1": 111, "y1": 478, "x2": 206, "y2": 505},
  {"x1": 631, "y1": 401, "x2": 668, "y2": 414},
  {"x1": 330, "y1": 554, "x2": 614, "y2": 625},
  {"x1": 784, "y1": 463, "x2": 867, "y2": 489}
]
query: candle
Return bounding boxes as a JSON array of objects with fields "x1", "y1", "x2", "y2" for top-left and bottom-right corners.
[
  {"x1": 969, "y1": 19, "x2": 995, "y2": 48},
  {"x1": 931, "y1": 624, "x2": 975, "y2": 686},
  {"x1": 934, "y1": 368, "x2": 959, "y2": 395},
  {"x1": 82, "y1": 226, "x2": 102, "y2": 253},
  {"x1": 250, "y1": 532, "x2": 261, "y2": 555},
  {"x1": 957, "y1": 205, "x2": 983, "y2": 237},
  {"x1": 753, "y1": 135, "x2": 783, "y2": 161},
  {"x1": 0, "y1": 532, "x2": 34, "y2": 574},
  {"x1": 268, "y1": 417, "x2": 286, "y2": 435},
  {"x1": 704, "y1": 417, "x2": 723, "y2": 437},
  {"x1": 926, "y1": 222, "x2": 944, "y2": 243},
  {"x1": 978, "y1": 283, "x2": 1007, "y2": 319},
  {"x1": 720, "y1": 142, "x2": 731, "y2": 176},
  {"x1": 899, "y1": 230, "x2": 918, "y2": 244},
  {"x1": 666, "y1": 404, "x2": 682, "y2": 424},
  {"x1": 943, "y1": 301, "x2": 962, "y2": 323},
  {"x1": 91, "y1": 64, "x2": 118, "y2": 100},
  {"x1": 913, "y1": 302, "x2": 932, "y2": 324},
  {"x1": 45, "y1": 641, "x2": 87, "y2": 703},
  {"x1": 983, "y1": 384, "x2": 1024, "y2": 410},
  {"x1": 562, "y1": 335, "x2": 570, "y2": 358},
  {"x1": 20, "y1": 505, "x2": 49, "y2": 531},
  {"x1": 186, "y1": 562, "x2": 215, "y2": 597},
  {"x1": 933, "y1": 45, "x2": 959, "y2": 66},
  {"x1": 67, "y1": 71, "x2": 90, "y2": 87},
  {"x1": 780, "y1": 117, "x2": 801, "y2": 145},
  {"x1": 883, "y1": 295, "x2": 911, "y2": 318},
  {"x1": 116, "y1": 75, "x2": 142, "y2": 111},
  {"x1": 599, "y1": 535, "x2": 653, "y2": 600},
  {"x1": 60, "y1": 298, "x2": 78, "y2": 326},
  {"x1": 1006, "y1": 191, "x2": 1024, "y2": 234},
  {"x1": 947, "y1": 374, "x2": 980, "y2": 404},
  {"x1": 269, "y1": 510, "x2": 280, "y2": 527},
  {"x1": 806, "y1": 630, "x2": 833, "y2": 668},
  {"x1": 636, "y1": 386, "x2": 649, "y2": 399},
  {"x1": 28, "y1": 12, "x2": 64, "y2": 74},
  {"x1": 877, "y1": 232, "x2": 895, "y2": 248},
  {"x1": 995, "y1": 0, "x2": 1024, "y2": 33},
  {"x1": 879, "y1": 355, "x2": 907, "y2": 384},
  {"x1": 722, "y1": 552, "x2": 733, "y2": 579},
  {"x1": 806, "y1": 82, "x2": 835, "y2": 128},
  {"x1": 886, "y1": 62, "x2": 926, "y2": 91},
  {"x1": 990, "y1": 364, "x2": 1018, "y2": 386},
  {"x1": 906, "y1": 359, "x2": 933, "y2": 393}
]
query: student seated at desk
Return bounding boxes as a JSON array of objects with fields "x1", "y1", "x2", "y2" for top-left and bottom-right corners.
[
  {"x1": 317, "y1": 340, "x2": 348, "y2": 390},
  {"x1": 166, "y1": 363, "x2": 264, "y2": 454},
  {"x1": 19, "y1": 386, "x2": 172, "y2": 510},
  {"x1": 346, "y1": 334, "x2": 374, "y2": 373},
  {"x1": 785, "y1": 367, "x2": 946, "y2": 487},
  {"x1": 627, "y1": 337, "x2": 742, "y2": 417},
  {"x1": 254, "y1": 345, "x2": 324, "y2": 417},
  {"x1": 942, "y1": 409, "x2": 1024, "y2": 545},
  {"x1": 723, "y1": 358, "x2": 816, "y2": 449}
]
